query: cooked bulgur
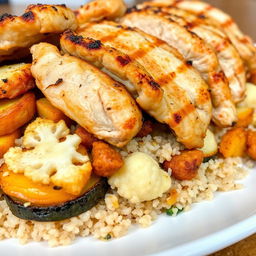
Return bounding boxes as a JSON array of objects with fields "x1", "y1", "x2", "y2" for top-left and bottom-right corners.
[{"x1": 0, "y1": 130, "x2": 252, "y2": 246}]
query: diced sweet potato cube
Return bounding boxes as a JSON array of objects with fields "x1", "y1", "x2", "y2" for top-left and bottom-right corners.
[
  {"x1": 166, "y1": 189, "x2": 178, "y2": 206},
  {"x1": 219, "y1": 128, "x2": 247, "y2": 158},
  {"x1": 36, "y1": 98, "x2": 70, "y2": 124},
  {"x1": 163, "y1": 150, "x2": 203, "y2": 180},
  {"x1": 246, "y1": 130, "x2": 256, "y2": 160},
  {"x1": 0, "y1": 129, "x2": 20, "y2": 158},
  {"x1": 236, "y1": 107, "x2": 254, "y2": 128}
]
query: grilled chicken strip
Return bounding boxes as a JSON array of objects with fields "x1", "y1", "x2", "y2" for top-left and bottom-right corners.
[
  {"x1": 121, "y1": 8, "x2": 236, "y2": 127},
  {"x1": 0, "y1": 4, "x2": 77, "y2": 62},
  {"x1": 149, "y1": 0, "x2": 256, "y2": 83},
  {"x1": 75, "y1": 0, "x2": 127, "y2": 25},
  {"x1": 140, "y1": 6, "x2": 246, "y2": 103},
  {"x1": 30, "y1": 43, "x2": 142, "y2": 147},
  {"x1": 61, "y1": 25, "x2": 212, "y2": 148}
]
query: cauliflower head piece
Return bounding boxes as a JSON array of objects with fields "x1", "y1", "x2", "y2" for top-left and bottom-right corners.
[
  {"x1": 4, "y1": 118, "x2": 92, "y2": 195},
  {"x1": 108, "y1": 152, "x2": 171, "y2": 203}
]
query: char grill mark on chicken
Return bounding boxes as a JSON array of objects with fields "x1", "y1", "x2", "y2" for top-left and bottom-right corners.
[
  {"x1": 61, "y1": 24, "x2": 212, "y2": 148},
  {"x1": 30, "y1": 43, "x2": 142, "y2": 147},
  {"x1": 148, "y1": 0, "x2": 256, "y2": 83},
  {"x1": 121, "y1": 8, "x2": 237, "y2": 127},
  {"x1": 137, "y1": 5, "x2": 246, "y2": 103}
]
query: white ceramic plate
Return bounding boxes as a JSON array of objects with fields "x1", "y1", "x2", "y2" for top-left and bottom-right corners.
[{"x1": 1, "y1": 168, "x2": 256, "y2": 256}]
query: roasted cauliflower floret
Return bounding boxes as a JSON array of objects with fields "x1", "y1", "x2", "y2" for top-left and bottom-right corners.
[
  {"x1": 108, "y1": 152, "x2": 171, "y2": 203},
  {"x1": 4, "y1": 118, "x2": 92, "y2": 195}
]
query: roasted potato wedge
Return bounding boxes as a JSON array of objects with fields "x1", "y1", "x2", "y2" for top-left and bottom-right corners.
[
  {"x1": 238, "y1": 83, "x2": 256, "y2": 127},
  {"x1": 236, "y1": 107, "x2": 254, "y2": 127},
  {"x1": 0, "y1": 63, "x2": 34, "y2": 99},
  {"x1": 0, "y1": 92, "x2": 36, "y2": 136},
  {"x1": 238, "y1": 83, "x2": 256, "y2": 109},
  {"x1": 0, "y1": 129, "x2": 20, "y2": 158},
  {"x1": 36, "y1": 98, "x2": 70, "y2": 124},
  {"x1": 246, "y1": 130, "x2": 256, "y2": 160},
  {"x1": 199, "y1": 129, "x2": 218, "y2": 157},
  {"x1": 163, "y1": 150, "x2": 204, "y2": 180},
  {"x1": 219, "y1": 128, "x2": 247, "y2": 158}
]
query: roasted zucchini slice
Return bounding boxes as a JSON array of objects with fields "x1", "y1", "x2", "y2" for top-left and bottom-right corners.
[{"x1": 4, "y1": 176, "x2": 109, "y2": 222}]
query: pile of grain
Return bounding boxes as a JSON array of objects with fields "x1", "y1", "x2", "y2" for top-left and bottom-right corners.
[{"x1": 0, "y1": 131, "x2": 252, "y2": 246}]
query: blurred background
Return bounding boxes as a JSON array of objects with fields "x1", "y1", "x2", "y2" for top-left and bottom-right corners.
[{"x1": 0, "y1": 0, "x2": 256, "y2": 40}]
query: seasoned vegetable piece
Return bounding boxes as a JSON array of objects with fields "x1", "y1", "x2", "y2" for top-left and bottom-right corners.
[
  {"x1": 0, "y1": 130, "x2": 20, "y2": 158},
  {"x1": 236, "y1": 107, "x2": 254, "y2": 128},
  {"x1": 0, "y1": 164, "x2": 77, "y2": 206},
  {"x1": 0, "y1": 92, "x2": 36, "y2": 136},
  {"x1": 238, "y1": 83, "x2": 256, "y2": 109},
  {"x1": 75, "y1": 126, "x2": 98, "y2": 150},
  {"x1": 246, "y1": 130, "x2": 256, "y2": 160},
  {"x1": 166, "y1": 189, "x2": 178, "y2": 206},
  {"x1": 219, "y1": 128, "x2": 247, "y2": 158},
  {"x1": 3, "y1": 175, "x2": 109, "y2": 221},
  {"x1": 0, "y1": 63, "x2": 35, "y2": 99},
  {"x1": 36, "y1": 97, "x2": 70, "y2": 124},
  {"x1": 4, "y1": 118, "x2": 92, "y2": 195},
  {"x1": 136, "y1": 120, "x2": 154, "y2": 138},
  {"x1": 92, "y1": 141, "x2": 123, "y2": 177},
  {"x1": 163, "y1": 150, "x2": 204, "y2": 180},
  {"x1": 109, "y1": 152, "x2": 171, "y2": 203},
  {"x1": 199, "y1": 129, "x2": 218, "y2": 157}
]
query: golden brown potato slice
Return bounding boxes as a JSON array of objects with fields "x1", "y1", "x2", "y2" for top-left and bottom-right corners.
[
  {"x1": 36, "y1": 97, "x2": 70, "y2": 124},
  {"x1": 236, "y1": 107, "x2": 254, "y2": 128},
  {"x1": 219, "y1": 128, "x2": 247, "y2": 158},
  {"x1": 0, "y1": 129, "x2": 20, "y2": 158},
  {"x1": 0, "y1": 92, "x2": 36, "y2": 136},
  {"x1": 0, "y1": 63, "x2": 35, "y2": 99}
]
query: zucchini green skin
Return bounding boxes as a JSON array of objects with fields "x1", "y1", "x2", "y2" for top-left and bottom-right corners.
[{"x1": 4, "y1": 178, "x2": 109, "y2": 222}]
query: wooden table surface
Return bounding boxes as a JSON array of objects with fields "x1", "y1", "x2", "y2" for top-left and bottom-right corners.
[{"x1": 0, "y1": 1, "x2": 256, "y2": 255}]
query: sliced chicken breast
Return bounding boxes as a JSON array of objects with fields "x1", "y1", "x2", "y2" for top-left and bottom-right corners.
[
  {"x1": 75, "y1": 0, "x2": 127, "y2": 25},
  {"x1": 149, "y1": 0, "x2": 256, "y2": 83},
  {"x1": 30, "y1": 43, "x2": 142, "y2": 147},
  {"x1": 140, "y1": 6, "x2": 246, "y2": 103},
  {"x1": 121, "y1": 8, "x2": 236, "y2": 127},
  {"x1": 61, "y1": 25, "x2": 212, "y2": 148},
  {"x1": 0, "y1": 4, "x2": 77, "y2": 62}
]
